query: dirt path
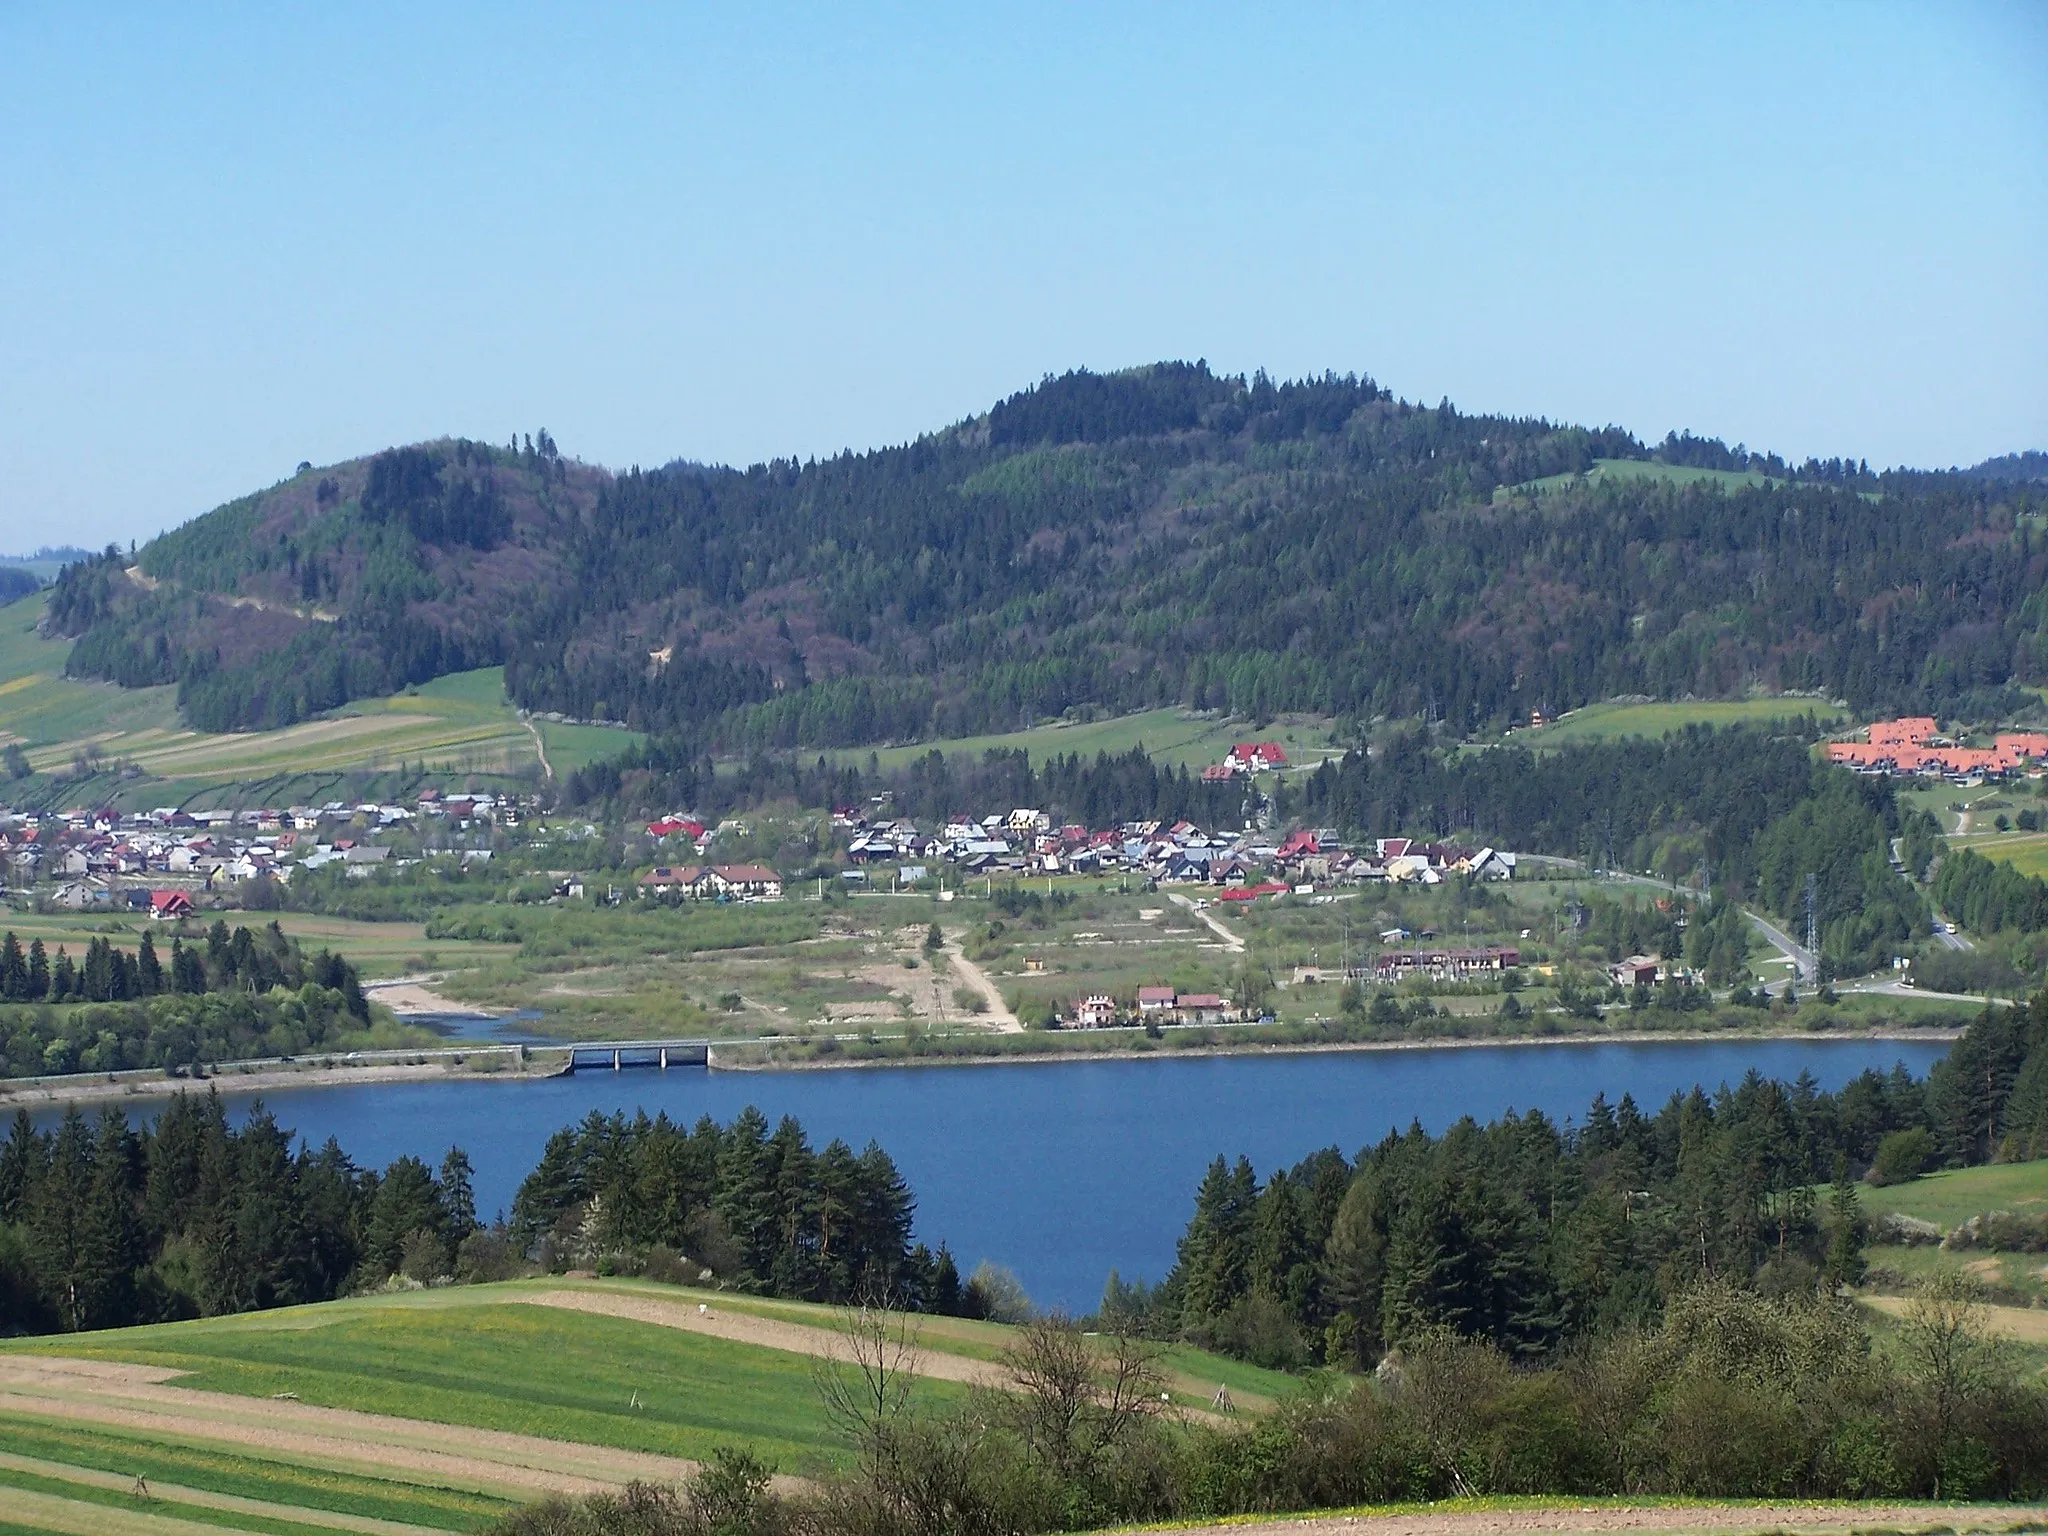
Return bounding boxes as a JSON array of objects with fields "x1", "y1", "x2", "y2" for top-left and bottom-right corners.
[
  {"x1": 1862, "y1": 1293, "x2": 2048, "y2": 1343},
  {"x1": 518, "y1": 1290, "x2": 1009, "y2": 1389},
  {"x1": 942, "y1": 945, "x2": 1023, "y2": 1032},
  {"x1": 0, "y1": 1354, "x2": 693, "y2": 1498},
  {"x1": 1149, "y1": 1504, "x2": 2045, "y2": 1536},
  {"x1": 520, "y1": 713, "x2": 554, "y2": 781},
  {"x1": 1169, "y1": 893, "x2": 1245, "y2": 953},
  {"x1": 0, "y1": 1448, "x2": 443, "y2": 1535}
]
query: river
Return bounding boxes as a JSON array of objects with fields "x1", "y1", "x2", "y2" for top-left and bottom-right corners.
[{"x1": 42, "y1": 1037, "x2": 1949, "y2": 1311}]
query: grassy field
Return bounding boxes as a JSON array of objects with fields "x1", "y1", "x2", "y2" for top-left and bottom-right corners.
[
  {"x1": 1505, "y1": 697, "x2": 1845, "y2": 748},
  {"x1": 1857, "y1": 1159, "x2": 2048, "y2": 1230},
  {"x1": 1855, "y1": 1161, "x2": 2048, "y2": 1316},
  {"x1": 0, "y1": 1276, "x2": 1293, "y2": 1533},
  {"x1": 813, "y1": 706, "x2": 1343, "y2": 776},
  {"x1": 1506, "y1": 457, "x2": 1787, "y2": 498},
  {"x1": 0, "y1": 592, "x2": 639, "y2": 805}
]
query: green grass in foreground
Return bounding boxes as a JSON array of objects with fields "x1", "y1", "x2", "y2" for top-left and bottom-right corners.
[
  {"x1": 0, "y1": 1415, "x2": 508, "y2": 1529},
  {"x1": 23, "y1": 1291, "x2": 967, "y2": 1472}
]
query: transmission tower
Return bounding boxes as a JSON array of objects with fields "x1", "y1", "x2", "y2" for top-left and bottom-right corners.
[{"x1": 1804, "y1": 872, "x2": 1818, "y2": 955}]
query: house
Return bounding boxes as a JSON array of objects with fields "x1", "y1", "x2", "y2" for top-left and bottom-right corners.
[
  {"x1": 637, "y1": 864, "x2": 701, "y2": 894},
  {"x1": 148, "y1": 889, "x2": 194, "y2": 921},
  {"x1": 709, "y1": 864, "x2": 783, "y2": 899},
  {"x1": 1175, "y1": 993, "x2": 1230, "y2": 1024},
  {"x1": 1610, "y1": 956, "x2": 1661, "y2": 988},
  {"x1": 1224, "y1": 742, "x2": 1288, "y2": 774},
  {"x1": 1468, "y1": 848, "x2": 1517, "y2": 881},
  {"x1": 1074, "y1": 994, "x2": 1118, "y2": 1028},
  {"x1": 1136, "y1": 986, "x2": 1178, "y2": 1013}
]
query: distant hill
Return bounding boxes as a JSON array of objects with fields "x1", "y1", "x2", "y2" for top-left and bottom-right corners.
[
  {"x1": 1962, "y1": 451, "x2": 2048, "y2": 484},
  {"x1": 45, "y1": 366, "x2": 2048, "y2": 746},
  {"x1": 0, "y1": 544, "x2": 88, "y2": 601}
]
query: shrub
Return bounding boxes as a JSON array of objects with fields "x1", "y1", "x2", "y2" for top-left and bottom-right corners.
[{"x1": 1869, "y1": 1127, "x2": 1935, "y2": 1186}]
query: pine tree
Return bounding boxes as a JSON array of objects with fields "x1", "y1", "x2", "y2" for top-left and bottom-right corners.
[
  {"x1": 27, "y1": 938, "x2": 47, "y2": 1000},
  {"x1": 438, "y1": 1147, "x2": 477, "y2": 1241},
  {"x1": 137, "y1": 931, "x2": 163, "y2": 996},
  {"x1": 0, "y1": 932, "x2": 25, "y2": 1000},
  {"x1": 1822, "y1": 1153, "x2": 1868, "y2": 1287}
]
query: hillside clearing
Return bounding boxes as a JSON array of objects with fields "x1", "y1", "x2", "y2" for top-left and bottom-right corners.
[
  {"x1": 0, "y1": 593, "x2": 639, "y2": 805},
  {"x1": 1505, "y1": 697, "x2": 1844, "y2": 747},
  {"x1": 810, "y1": 707, "x2": 1343, "y2": 776}
]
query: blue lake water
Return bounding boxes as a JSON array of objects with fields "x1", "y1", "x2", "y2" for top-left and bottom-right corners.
[{"x1": 44, "y1": 1038, "x2": 1949, "y2": 1311}]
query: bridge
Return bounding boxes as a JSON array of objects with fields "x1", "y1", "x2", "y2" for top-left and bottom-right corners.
[{"x1": 564, "y1": 1039, "x2": 712, "y2": 1072}]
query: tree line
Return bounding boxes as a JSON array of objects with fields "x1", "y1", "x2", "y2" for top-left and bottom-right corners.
[
  {"x1": 0, "y1": 921, "x2": 375, "y2": 1080},
  {"x1": 1932, "y1": 846, "x2": 2048, "y2": 937},
  {"x1": 0, "y1": 1101, "x2": 961, "y2": 1337},
  {"x1": 510, "y1": 1107, "x2": 987, "y2": 1316},
  {"x1": 0, "y1": 1093, "x2": 477, "y2": 1333},
  {"x1": 0, "y1": 920, "x2": 367, "y2": 1014},
  {"x1": 1142, "y1": 996, "x2": 2048, "y2": 1376}
]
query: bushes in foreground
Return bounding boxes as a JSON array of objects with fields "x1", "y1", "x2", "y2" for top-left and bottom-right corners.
[{"x1": 492, "y1": 1280, "x2": 2047, "y2": 1536}]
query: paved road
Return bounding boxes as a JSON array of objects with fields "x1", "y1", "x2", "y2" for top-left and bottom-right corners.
[
  {"x1": 1540, "y1": 861, "x2": 2008, "y2": 1004},
  {"x1": 1597, "y1": 869, "x2": 1819, "y2": 982}
]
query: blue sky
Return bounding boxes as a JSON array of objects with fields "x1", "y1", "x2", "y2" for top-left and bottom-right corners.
[{"x1": 3, "y1": 4, "x2": 2044, "y2": 550}]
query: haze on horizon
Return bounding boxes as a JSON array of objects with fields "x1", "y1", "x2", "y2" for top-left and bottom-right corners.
[{"x1": 2, "y1": 3, "x2": 2044, "y2": 552}]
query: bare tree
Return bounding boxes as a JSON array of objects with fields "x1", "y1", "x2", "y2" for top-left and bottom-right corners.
[
  {"x1": 998, "y1": 1312, "x2": 1164, "y2": 1484},
  {"x1": 814, "y1": 1286, "x2": 923, "y2": 1462}
]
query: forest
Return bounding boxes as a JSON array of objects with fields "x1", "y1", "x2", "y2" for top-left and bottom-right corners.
[
  {"x1": 0, "y1": 921, "x2": 372, "y2": 1078},
  {"x1": 42, "y1": 364, "x2": 2048, "y2": 743},
  {"x1": 0, "y1": 1101, "x2": 946, "y2": 1336},
  {"x1": 509, "y1": 1107, "x2": 983, "y2": 1314},
  {"x1": 1145, "y1": 997, "x2": 2048, "y2": 1373}
]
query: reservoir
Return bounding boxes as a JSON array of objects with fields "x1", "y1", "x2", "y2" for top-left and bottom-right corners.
[{"x1": 56, "y1": 1037, "x2": 1949, "y2": 1311}]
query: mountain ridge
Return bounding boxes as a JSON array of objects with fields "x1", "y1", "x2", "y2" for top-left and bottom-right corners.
[{"x1": 45, "y1": 363, "x2": 2048, "y2": 748}]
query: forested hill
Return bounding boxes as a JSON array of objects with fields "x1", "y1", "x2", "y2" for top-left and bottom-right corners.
[{"x1": 45, "y1": 365, "x2": 2048, "y2": 741}]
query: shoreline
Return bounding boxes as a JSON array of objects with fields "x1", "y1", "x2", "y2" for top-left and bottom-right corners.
[
  {"x1": 0, "y1": 1025, "x2": 1963, "y2": 1107},
  {"x1": 714, "y1": 1025, "x2": 1962, "y2": 1072}
]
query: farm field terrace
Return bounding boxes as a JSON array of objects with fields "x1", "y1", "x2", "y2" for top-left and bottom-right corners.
[
  {"x1": 0, "y1": 1277, "x2": 1292, "y2": 1533},
  {"x1": 0, "y1": 590, "x2": 638, "y2": 808}
]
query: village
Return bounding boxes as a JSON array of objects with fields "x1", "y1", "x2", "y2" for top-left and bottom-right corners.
[
  {"x1": 0, "y1": 788, "x2": 530, "y2": 913},
  {"x1": 0, "y1": 721, "x2": 2038, "y2": 1037}
]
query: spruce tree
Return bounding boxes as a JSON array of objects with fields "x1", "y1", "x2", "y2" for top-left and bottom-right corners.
[
  {"x1": 1822, "y1": 1152, "x2": 1868, "y2": 1287},
  {"x1": 137, "y1": 931, "x2": 163, "y2": 996},
  {"x1": 0, "y1": 932, "x2": 24, "y2": 1000}
]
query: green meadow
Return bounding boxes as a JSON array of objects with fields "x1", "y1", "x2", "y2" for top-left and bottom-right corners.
[
  {"x1": 1855, "y1": 1159, "x2": 2048, "y2": 1231},
  {"x1": 0, "y1": 1276, "x2": 1297, "y2": 1535},
  {"x1": 1507, "y1": 696, "x2": 1845, "y2": 748},
  {"x1": 814, "y1": 706, "x2": 1343, "y2": 776}
]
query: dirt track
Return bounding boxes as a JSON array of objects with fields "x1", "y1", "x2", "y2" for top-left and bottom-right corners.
[
  {"x1": 517, "y1": 1289, "x2": 1009, "y2": 1388},
  {"x1": 0, "y1": 1353, "x2": 694, "y2": 1498},
  {"x1": 1148, "y1": 1506, "x2": 2046, "y2": 1536}
]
